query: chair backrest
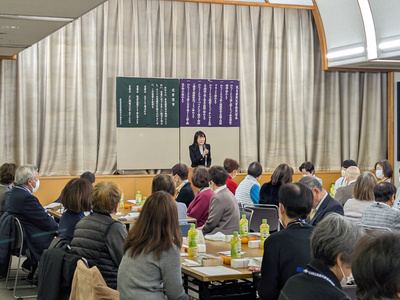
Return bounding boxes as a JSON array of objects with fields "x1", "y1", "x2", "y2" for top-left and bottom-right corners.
[
  {"x1": 239, "y1": 207, "x2": 253, "y2": 227},
  {"x1": 179, "y1": 223, "x2": 192, "y2": 237},
  {"x1": 247, "y1": 205, "x2": 280, "y2": 232},
  {"x1": 14, "y1": 217, "x2": 25, "y2": 257}
]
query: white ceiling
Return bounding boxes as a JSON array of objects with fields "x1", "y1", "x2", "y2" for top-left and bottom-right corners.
[{"x1": 0, "y1": 0, "x2": 107, "y2": 57}]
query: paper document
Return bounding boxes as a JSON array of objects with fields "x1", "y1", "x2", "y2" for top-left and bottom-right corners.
[{"x1": 191, "y1": 266, "x2": 242, "y2": 276}]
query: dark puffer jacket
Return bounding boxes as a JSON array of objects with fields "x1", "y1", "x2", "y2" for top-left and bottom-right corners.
[{"x1": 70, "y1": 212, "x2": 127, "y2": 289}]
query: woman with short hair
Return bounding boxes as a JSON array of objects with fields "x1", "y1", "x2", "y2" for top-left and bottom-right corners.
[
  {"x1": 279, "y1": 213, "x2": 364, "y2": 300},
  {"x1": 344, "y1": 171, "x2": 377, "y2": 222},
  {"x1": 187, "y1": 167, "x2": 214, "y2": 227},
  {"x1": 58, "y1": 178, "x2": 92, "y2": 242},
  {"x1": 118, "y1": 191, "x2": 189, "y2": 300},
  {"x1": 375, "y1": 159, "x2": 393, "y2": 183},
  {"x1": 352, "y1": 232, "x2": 400, "y2": 300},
  {"x1": 70, "y1": 181, "x2": 128, "y2": 289}
]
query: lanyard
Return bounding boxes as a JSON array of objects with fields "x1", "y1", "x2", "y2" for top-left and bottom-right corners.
[
  {"x1": 0, "y1": 184, "x2": 12, "y2": 190},
  {"x1": 297, "y1": 267, "x2": 335, "y2": 286},
  {"x1": 287, "y1": 218, "x2": 305, "y2": 227},
  {"x1": 14, "y1": 185, "x2": 32, "y2": 194}
]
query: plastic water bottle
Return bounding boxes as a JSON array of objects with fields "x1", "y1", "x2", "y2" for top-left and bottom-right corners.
[
  {"x1": 330, "y1": 184, "x2": 335, "y2": 198},
  {"x1": 260, "y1": 219, "x2": 270, "y2": 249},
  {"x1": 239, "y1": 214, "x2": 248, "y2": 238},
  {"x1": 119, "y1": 192, "x2": 124, "y2": 211},
  {"x1": 188, "y1": 224, "x2": 198, "y2": 258},
  {"x1": 136, "y1": 191, "x2": 142, "y2": 206},
  {"x1": 231, "y1": 231, "x2": 241, "y2": 259}
]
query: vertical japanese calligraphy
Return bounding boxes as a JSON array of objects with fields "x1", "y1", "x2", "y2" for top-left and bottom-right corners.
[{"x1": 179, "y1": 79, "x2": 240, "y2": 127}]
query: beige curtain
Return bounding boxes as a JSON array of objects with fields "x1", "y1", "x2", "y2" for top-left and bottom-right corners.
[{"x1": 0, "y1": 0, "x2": 387, "y2": 175}]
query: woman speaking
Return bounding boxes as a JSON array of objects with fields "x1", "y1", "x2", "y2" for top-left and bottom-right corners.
[{"x1": 189, "y1": 131, "x2": 211, "y2": 167}]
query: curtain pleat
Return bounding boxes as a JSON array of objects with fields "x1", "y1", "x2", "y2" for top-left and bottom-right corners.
[{"x1": 0, "y1": 0, "x2": 387, "y2": 175}]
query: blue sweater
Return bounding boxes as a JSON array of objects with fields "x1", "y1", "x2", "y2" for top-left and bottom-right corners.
[{"x1": 58, "y1": 210, "x2": 85, "y2": 241}]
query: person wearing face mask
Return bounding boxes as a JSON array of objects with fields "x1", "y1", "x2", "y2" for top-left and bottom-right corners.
[
  {"x1": 279, "y1": 213, "x2": 365, "y2": 300},
  {"x1": 298, "y1": 161, "x2": 323, "y2": 186},
  {"x1": 223, "y1": 158, "x2": 239, "y2": 195},
  {"x1": 333, "y1": 160, "x2": 357, "y2": 194},
  {"x1": 3, "y1": 164, "x2": 58, "y2": 282},
  {"x1": 258, "y1": 183, "x2": 314, "y2": 300},
  {"x1": 334, "y1": 166, "x2": 360, "y2": 206},
  {"x1": 201, "y1": 166, "x2": 239, "y2": 235},
  {"x1": 374, "y1": 159, "x2": 393, "y2": 183},
  {"x1": 171, "y1": 163, "x2": 195, "y2": 208}
]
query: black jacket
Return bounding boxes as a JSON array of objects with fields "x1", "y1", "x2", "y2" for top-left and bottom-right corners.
[
  {"x1": 38, "y1": 247, "x2": 83, "y2": 300},
  {"x1": 0, "y1": 212, "x2": 18, "y2": 276},
  {"x1": 259, "y1": 182, "x2": 281, "y2": 206},
  {"x1": 4, "y1": 187, "x2": 58, "y2": 261},
  {"x1": 176, "y1": 182, "x2": 195, "y2": 208},
  {"x1": 306, "y1": 194, "x2": 344, "y2": 226},
  {"x1": 258, "y1": 222, "x2": 314, "y2": 300},
  {"x1": 189, "y1": 144, "x2": 211, "y2": 167},
  {"x1": 279, "y1": 260, "x2": 350, "y2": 300}
]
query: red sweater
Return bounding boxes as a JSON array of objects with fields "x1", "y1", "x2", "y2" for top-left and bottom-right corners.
[
  {"x1": 226, "y1": 175, "x2": 238, "y2": 195},
  {"x1": 187, "y1": 188, "x2": 215, "y2": 227}
]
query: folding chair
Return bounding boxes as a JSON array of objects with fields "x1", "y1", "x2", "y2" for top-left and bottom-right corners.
[
  {"x1": 245, "y1": 204, "x2": 280, "y2": 233},
  {"x1": 5, "y1": 217, "x2": 37, "y2": 299},
  {"x1": 179, "y1": 219, "x2": 197, "y2": 237},
  {"x1": 239, "y1": 207, "x2": 254, "y2": 227}
]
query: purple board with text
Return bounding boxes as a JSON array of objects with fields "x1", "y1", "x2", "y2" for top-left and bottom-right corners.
[{"x1": 180, "y1": 79, "x2": 240, "y2": 127}]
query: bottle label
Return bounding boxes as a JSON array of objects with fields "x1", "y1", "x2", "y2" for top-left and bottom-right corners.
[{"x1": 240, "y1": 224, "x2": 248, "y2": 235}]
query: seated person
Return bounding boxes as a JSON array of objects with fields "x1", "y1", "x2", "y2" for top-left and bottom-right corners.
[
  {"x1": 362, "y1": 182, "x2": 400, "y2": 231},
  {"x1": 333, "y1": 159, "x2": 357, "y2": 193},
  {"x1": 223, "y1": 158, "x2": 239, "y2": 195},
  {"x1": 70, "y1": 182, "x2": 128, "y2": 289},
  {"x1": 235, "y1": 161, "x2": 263, "y2": 206},
  {"x1": 151, "y1": 174, "x2": 187, "y2": 221},
  {"x1": 117, "y1": 191, "x2": 189, "y2": 300},
  {"x1": 335, "y1": 166, "x2": 360, "y2": 206},
  {"x1": 187, "y1": 167, "x2": 214, "y2": 227},
  {"x1": 352, "y1": 232, "x2": 400, "y2": 300},
  {"x1": 375, "y1": 159, "x2": 393, "y2": 183},
  {"x1": 172, "y1": 163, "x2": 195, "y2": 207},
  {"x1": 55, "y1": 171, "x2": 95, "y2": 203},
  {"x1": 259, "y1": 163, "x2": 293, "y2": 206},
  {"x1": 4, "y1": 165, "x2": 58, "y2": 279},
  {"x1": 202, "y1": 166, "x2": 240, "y2": 235},
  {"x1": 58, "y1": 178, "x2": 93, "y2": 242},
  {"x1": 344, "y1": 172, "x2": 376, "y2": 222},
  {"x1": 279, "y1": 213, "x2": 364, "y2": 300},
  {"x1": 299, "y1": 161, "x2": 323, "y2": 186},
  {"x1": 258, "y1": 183, "x2": 314, "y2": 300},
  {"x1": 0, "y1": 162, "x2": 17, "y2": 215},
  {"x1": 299, "y1": 176, "x2": 343, "y2": 226}
]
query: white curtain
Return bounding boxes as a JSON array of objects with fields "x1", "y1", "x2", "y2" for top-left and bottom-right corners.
[{"x1": 0, "y1": 0, "x2": 387, "y2": 175}]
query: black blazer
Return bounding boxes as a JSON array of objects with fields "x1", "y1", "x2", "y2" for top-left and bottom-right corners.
[
  {"x1": 258, "y1": 222, "x2": 314, "y2": 300},
  {"x1": 176, "y1": 182, "x2": 195, "y2": 208},
  {"x1": 4, "y1": 187, "x2": 58, "y2": 261},
  {"x1": 307, "y1": 194, "x2": 344, "y2": 226},
  {"x1": 189, "y1": 144, "x2": 211, "y2": 167},
  {"x1": 259, "y1": 182, "x2": 281, "y2": 206}
]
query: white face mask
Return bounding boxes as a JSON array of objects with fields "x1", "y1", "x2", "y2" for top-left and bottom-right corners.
[
  {"x1": 341, "y1": 170, "x2": 346, "y2": 177},
  {"x1": 30, "y1": 179, "x2": 40, "y2": 193},
  {"x1": 339, "y1": 265, "x2": 353, "y2": 285},
  {"x1": 376, "y1": 169, "x2": 384, "y2": 179}
]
